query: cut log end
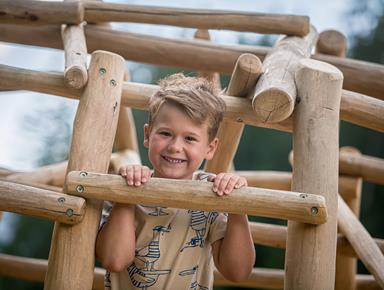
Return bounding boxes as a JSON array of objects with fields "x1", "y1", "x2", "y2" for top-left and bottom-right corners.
[
  {"x1": 252, "y1": 88, "x2": 294, "y2": 123},
  {"x1": 299, "y1": 58, "x2": 344, "y2": 81},
  {"x1": 316, "y1": 30, "x2": 347, "y2": 57},
  {"x1": 237, "y1": 53, "x2": 263, "y2": 74},
  {"x1": 64, "y1": 65, "x2": 88, "y2": 89}
]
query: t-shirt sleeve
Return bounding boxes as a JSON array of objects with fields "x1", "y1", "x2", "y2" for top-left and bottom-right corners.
[{"x1": 207, "y1": 212, "x2": 228, "y2": 244}]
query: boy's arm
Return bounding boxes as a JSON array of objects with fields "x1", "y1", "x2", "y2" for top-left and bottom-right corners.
[
  {"x1": 96, "y1": 204, "x2": 136, "y2": 273},
  {"x1": 212, "y1": 214, "x2": 255, "y2": 282},
  {"x1": 209, "y1": 173, "x2": 255, "y2": 282},
  {"x1": 95, "y1": 165, "x2": 151, "y2": 272}
]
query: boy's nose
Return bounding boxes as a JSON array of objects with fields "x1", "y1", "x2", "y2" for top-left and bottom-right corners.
[{"x1": 167, "y1": 137, "x2": 183, "y2": 153}]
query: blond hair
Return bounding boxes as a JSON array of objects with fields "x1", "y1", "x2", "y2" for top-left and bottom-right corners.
[{"x1": 148, "y1": 73, "x2": 225, "y2": 140}]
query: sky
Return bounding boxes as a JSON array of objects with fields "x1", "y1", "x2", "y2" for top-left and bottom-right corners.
[{"x1": 0, "y1": 0, "x2": 377, "y2": 241}]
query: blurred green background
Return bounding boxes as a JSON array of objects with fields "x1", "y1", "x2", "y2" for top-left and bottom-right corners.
[{"x1": 0, "y1": 1, "x2": 383, "y2": 289}]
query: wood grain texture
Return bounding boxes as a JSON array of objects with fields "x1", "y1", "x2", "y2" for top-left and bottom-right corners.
[{"x1": 66, "y1": 171, "x2": 328, "y2": 224}]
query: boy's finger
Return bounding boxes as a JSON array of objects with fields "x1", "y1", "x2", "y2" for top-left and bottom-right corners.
[
  {"x1": 133, "y1": 165, "x2": 142, "y2": 186},
  {"x1": 212, "y1": 173, "x2": 224, "y2": 194},
  {"x1": 126, "y1": 166, "x2": 134, "y2": 185},
  {"x1": 141, "y1": 166, "x2": 151, "y2": 183},
  {"x1": 224, "y1": 176, "x2": 239, "y2": 194},
  {"x1": 217, "y1": 174, "x2": 232, "y2": 195}
]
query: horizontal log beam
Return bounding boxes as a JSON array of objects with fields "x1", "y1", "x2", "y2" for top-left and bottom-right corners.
[
  {"x1": 66, "y1": 171, "x2": 327, "y2": 224},
  {"x1": 0, "y1": 180, "x2": 85, "y2": 224},
  {"x1": 0, "y1": 0, "x2": 309, "y2": 36},
  {"x1": 0, "y1": 24, "x2": 383, "y2": 100},
  {"x1": 0, "y1": 0, "x2": 83, "y2": 25},
  {"x1": 249, "y1": 221, "x2": 384, "y2": 258},
  {"x1": 1, "y1": 63, "x2": 383, "y2": 133},
  {"x1": 84, "y1": 2, "x2": 310, "y2": 36},
  {"x1": 0, "y1": 253, "x2": 379, "y2": 289},
  {"x1": 339, "y1": 150, "x2": 384, "y2": 185}
]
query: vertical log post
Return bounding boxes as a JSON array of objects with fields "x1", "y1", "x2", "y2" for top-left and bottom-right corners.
[
  {"x1": 205, "y1": 53, "x2": 262, "y2": 173},
  {"x1": 44, "y1": 50, "x2": 125, "y2": 290},
  {"x1": 114, "y1": 71, "x2": 139, "y2": 153},
  {"x1": 285, "y1": 59, "x2": 343, "y2": 289},
  {"x1": 336, "y1": 147, "x2": 362, "y2": 290},
  {"x1": 194, "y1": 29, "x2": 222, "y2": 86},
  {"x1": 252, "y1": 26, "x2": 318, "y2": 123}
]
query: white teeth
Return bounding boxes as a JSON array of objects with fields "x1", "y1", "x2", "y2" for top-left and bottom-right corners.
[{"x1": 163, "y1": 156, "x2": 184, "y2": 163}]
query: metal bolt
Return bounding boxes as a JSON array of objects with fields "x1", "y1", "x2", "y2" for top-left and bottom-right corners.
[
  {"x1": 66, "y1": 208, "x2": 74, "y2": 217},
  {"x1": 236, "y1": 117, "x2": 243, "y2": 123},
  {"x1": 311, "y1": 207, "x2": 318, "y2": 215},
  {"x1": 99, "y1": 68, "x2": 107, "y2": 75},
  {"x1": 110, "y1": 79, "x2": 117, "y2": 87},
  {"x1": 58, "y1": 197, "x2": 66, "y2": 203},
  {"x1": 299, "y1": 194, "x2": 307, "y2": 199},
  {"x1": 76, "y1": 185, "x2": 84, "y2": 193},
  {"x1": 79, "y1": 171, "x2": 88, "y2": 177}
]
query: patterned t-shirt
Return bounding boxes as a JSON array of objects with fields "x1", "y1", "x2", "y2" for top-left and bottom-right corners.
[{"x1": 101, "y1": 172, "x2": 228, "y2": 290}]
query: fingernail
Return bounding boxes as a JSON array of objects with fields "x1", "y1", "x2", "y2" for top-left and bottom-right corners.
[
  {"x1": 224, "y1": 189, "x2": 230, "y2": 194},
  {"x1": 142, "y1": 178, "x2": 147, "y2": 182},
  {"x1": 213, "y1": 187, "x2": 217, "y2": 192},
  {"x1": 128, "y1": 181, "x2": 133, "y2": 185},
  {"x1": 135, "y1": 181, "x2": 141, "y2": 186}
]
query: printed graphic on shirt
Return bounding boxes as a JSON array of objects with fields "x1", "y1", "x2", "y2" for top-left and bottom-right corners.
[
  {"x1": 180, "y1": 210, "x2": 218, "y2": 252},
  {"x1": 104, "y1": 271, "x2": 111, "y2": 290},
  {"x1": 179, "y1": 266, "x2": 209, "y2": 290},
  {"x1": 140, "y1": 205, "x2": 169, "y2": 216},
  {"x1": 128, "y1": 263, "x2": 171, "y2": 290},
  {"x1": 135, "y1": 225, "x2": 171, "y2": 271}
]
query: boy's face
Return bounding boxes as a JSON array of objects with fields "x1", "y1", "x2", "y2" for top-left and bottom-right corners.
[{"x1": 144, "y1": 103, "x2": 218, "y2": 180}]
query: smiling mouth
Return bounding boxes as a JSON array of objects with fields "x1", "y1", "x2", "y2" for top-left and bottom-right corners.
[{"x1": 162, "y1": 155, "x2": 186, "y2": 164}]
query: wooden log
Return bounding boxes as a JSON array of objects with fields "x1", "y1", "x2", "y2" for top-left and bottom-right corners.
[
  {"x1": 205, "y1": 53, "x2": 263, "y2": 173},
  {"x1": 338, "y1": 195, "x2": 384, "y2": 288},
  {"x1": 66, "y1": 170, "x2": 327, "y2": 224},
  {"x1": 337, "y1": 235, "x2": 384, "y2": 258},
  {"x1": 0, "y1": 0, "x2": 84, "y2": 25},
  {"x1": 83, "y1": 2, "x2": 310, "y2": 36},
  {"x1": 290, "y1": 148, "x2": 384, "y2": 186},
  {"x1": 250, "y1": 221, "x2": 286, "y2": 249},
  {"x1": 0, "y1": 24, "x2": 383, "y2": 100},
  {"x1": 336, "y1": 148, "x2": 362, "y2": 290},
  {"x1": 0, "y1": 180, "x2": 85, "y2": 224},
  {"x1": 249, "y1": 221, "x2": 384, "y2": 258},
  {"x1": 0, "y1": 254, "x2": 105, "y2": 290},
  {"x1": 339, "y1": 150, "x2": 384, "y2": 185},
  {"x1": 6, "y1": 160, "x2": 68, "y2": 187},
  {"x1": 285, "y1": 59, "x2": 343, "y2": 289},
  {"x1": 0, "y1": 253, "x2": 380, "y2": 290},
  {"x1": 252, "y1": 26, "x2": 318, "y2": 123},
  {"x1": 240, "y1": 170, "x2": 360, "y2": 201},
  {"x1": 215, "y1": 268, "x2": 381, "y2": 290},
  {"x1": 316, "y1": 30, "x2": 347, "y2": 57},
  {"x1": 1, "y1": 64, "x2": 383, "y2": 133},
  {"x1": 61, "y1": 21, "x2": 88, "y2": 89},
  {"x1": 114, "y1": 71, "x2": 139, "y2": 153},
  {"x1": 341, "y1": 90, "x2": 384, "y2": 133},
  {"x1": 44, "y1": 51, "x2": 125, "y2": 290},
  {"x1": 194, "y1": 29, "x2": 222, "y2": 86}
]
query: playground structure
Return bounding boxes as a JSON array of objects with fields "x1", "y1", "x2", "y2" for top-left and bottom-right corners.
[{"x1": 0, "y1": 1, "x2": 383, "y2": 290}]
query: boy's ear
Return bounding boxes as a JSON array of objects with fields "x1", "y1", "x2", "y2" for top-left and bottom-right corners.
[
  {"x1": 205, "y1": 137, "x2": 219, "y2": 160},
  {"x1": 143, "y1": 124, "x2": 150, "y2": 148}
]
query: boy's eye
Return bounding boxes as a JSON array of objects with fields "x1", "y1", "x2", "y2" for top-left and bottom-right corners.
[
  {"x1": 159, "y1": 131, "x2": 171, "y2": 136},
  {"x1": 185, "y1": 136, "x2": 197, "y2": 142}
]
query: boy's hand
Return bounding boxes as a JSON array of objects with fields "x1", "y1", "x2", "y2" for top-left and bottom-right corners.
[
  {"x1": 119, "y1": 165, "x2": 151, "y2": 186},
  {"x1": 208, "y1": 173, "x2": 247, "y2": 196}
]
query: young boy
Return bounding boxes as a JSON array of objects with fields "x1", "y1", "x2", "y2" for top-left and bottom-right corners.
[{"x1": 96, "y1": 73, "x2": 255, "y2": 290}]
